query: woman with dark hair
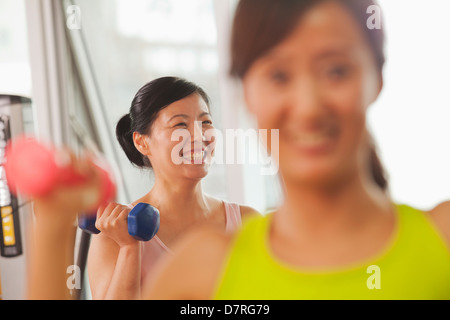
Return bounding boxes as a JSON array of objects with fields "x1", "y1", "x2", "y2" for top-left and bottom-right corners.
[
  {"x1": 87, "y1": 76, "x2": 258, "y2": 299},
  {"x1": 144, "y1": 0, "x2": 450, "y2": 299}
]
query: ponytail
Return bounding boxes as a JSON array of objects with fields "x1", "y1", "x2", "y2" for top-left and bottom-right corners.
[
  {"x1": 116, "y1": 113, "x2": 149, "y2": 168},
  {"x1": 368, "y1": 139, "x2": 388, "y2": 191}
]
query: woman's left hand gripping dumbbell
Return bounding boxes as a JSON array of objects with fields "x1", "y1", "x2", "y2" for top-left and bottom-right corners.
[
  {"x1": 4, "y1": 136, "x2": 114, "y2": 222},
  {"x1": 33, "y1": 152, "x2": 106, "y2": 223},
  {"x1": 2, "y1": 136, "x2": 115, "y2": 300}
]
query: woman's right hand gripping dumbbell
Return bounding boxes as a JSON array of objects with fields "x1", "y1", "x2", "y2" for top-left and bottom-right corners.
[
  {"x1": 88, "y1": 201, "x2": 160, "y2": 299},
  {"x1": 88, "y1": 202, "x2": 146, "y2": 300},
  {"x1": 95, "y1": 203, "x2": 138, "y2": 248}
]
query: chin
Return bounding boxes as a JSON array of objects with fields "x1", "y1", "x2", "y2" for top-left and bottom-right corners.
[
  {"x1": 281, "y1": 159, "x2": 350, "y2": 190},
  {"x1": 182, "y1": 165, "x2": 209, "y2": 180}
]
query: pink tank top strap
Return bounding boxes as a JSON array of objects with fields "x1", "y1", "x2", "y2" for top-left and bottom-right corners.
[{"x1": 224, "y1": 201, "x2": 242, "y2": 233}]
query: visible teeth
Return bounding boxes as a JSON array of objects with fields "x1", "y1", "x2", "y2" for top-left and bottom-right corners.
[{"x1": 183, "y1": 151, "x2": 205, "y2": 162}]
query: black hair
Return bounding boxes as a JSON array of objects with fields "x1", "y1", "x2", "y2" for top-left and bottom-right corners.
[
  {"x1": 116, "y1": 76, "x2": 211, "y2": 168},
  {"x1": 230, "y1": 0, "x2": 385, "y2": 77}
]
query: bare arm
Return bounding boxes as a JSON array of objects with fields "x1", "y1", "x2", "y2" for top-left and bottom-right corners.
[
  {"x1": 141, "y1": 206, "x2": 255, "y2": 300},
  {"x1": 28, "y1": 204, "x2": 77, "y2": 300},
  {"x1": 87, "y1": 233, "x2": 119, "y2": 299},
  {"x1": 143, "y1": 226, "x2": 232, "y2": 300},
  {"x1": 88, "y1": 203, "x2": 142, "y2": 300},
  {"x1": 27, "y1": 153, "x2": 102, "y2": 300}
]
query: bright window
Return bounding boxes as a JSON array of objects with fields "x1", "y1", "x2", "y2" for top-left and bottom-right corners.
[
  {"x1": 72, "y1": 0, "x2": 228, "y2": 203},
  {"x1": 0, "y1": 0, "x2": 31, "y2": 97},
  {"x1": 369, "y1": 0, "x2": 450, "y2": 210}
]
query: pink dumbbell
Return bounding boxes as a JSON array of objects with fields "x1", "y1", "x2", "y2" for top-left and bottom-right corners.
[{"x1": 4, "y1": 136, "x2": 115, "y2": 210}]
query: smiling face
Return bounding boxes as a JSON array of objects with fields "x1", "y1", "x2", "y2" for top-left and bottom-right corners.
[
  {"x1": 134, "y1": 93, "x2": 215, "y2": 181},
  {"x1": 242, "y1": 1, "x2": 382, "y2": 189}
]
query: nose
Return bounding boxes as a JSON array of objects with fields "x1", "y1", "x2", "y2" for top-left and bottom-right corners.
[
  {"x1": 288, "y1": 78, "x2": 324, "y2": 124},
  {"x1": 191, "y1": 120, "x2": 205, "y2": 145}
]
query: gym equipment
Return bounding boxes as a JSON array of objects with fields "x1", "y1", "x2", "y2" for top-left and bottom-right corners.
[
  {"x1": 0, "y1": 109, "x2": 24, "y2": 258},
  {"x1": 78, "y1": 202, "x2": 160, "y2": 241}
]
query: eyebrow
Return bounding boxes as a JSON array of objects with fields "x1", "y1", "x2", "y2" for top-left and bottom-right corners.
[
  {"x1": 168, "y1": 112, "x2": 210, "y2": 122},
  {"x1": 312, "y1": 48, "x2": 353, "y2": 62},
  {"x1": 262, "y1": 45, "x2": 354, "y2": 64}
]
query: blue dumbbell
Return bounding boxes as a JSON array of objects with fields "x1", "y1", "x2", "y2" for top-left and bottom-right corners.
[{"x1": 78, "y1": 202, "x2": 160, "y2": 241}]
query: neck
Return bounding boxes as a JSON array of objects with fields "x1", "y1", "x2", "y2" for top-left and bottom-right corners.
[
  {"x1": 277, "y1": 170, "x2": 392, "y2": 239},
  {"x1": 143, "y1": 176, "x2": 210, "y2": 220}
]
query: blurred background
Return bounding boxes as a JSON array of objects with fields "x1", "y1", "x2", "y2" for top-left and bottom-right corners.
[{"x1": 0, "y1": 0, "x2": 449, "y2": 299}]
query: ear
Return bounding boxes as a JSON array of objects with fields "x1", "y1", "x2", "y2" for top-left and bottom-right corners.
[{"x1": 133, "y1": 132, "x2": 151, "y2": 156}]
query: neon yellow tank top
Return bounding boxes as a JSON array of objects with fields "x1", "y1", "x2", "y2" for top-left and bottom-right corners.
[{"x1": 213, "y1": 204, "x2": 450, "y2": 299}]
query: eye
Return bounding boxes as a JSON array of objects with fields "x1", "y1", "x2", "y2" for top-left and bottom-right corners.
[
  {"x1": 202, "y1": 120, "x2": 213, "y2": 126},
  {"x1": 269, "y1": 69, "x2": 290, "y2": 85},
  {"x1": 326, "y1": 65, "x2": 351, "y2": 79},
  {"x1": 174, "y1": 122, "x2": 187, "y2": 128}
]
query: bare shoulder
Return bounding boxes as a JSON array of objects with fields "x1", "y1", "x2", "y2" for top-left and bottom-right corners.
[
  {"x1": 427, "y1": 201, "x2": 450, "y2": 247},
  {"x1": 239, "y1": 205, "x2": 261, "y2": 221},
  {"x1": 142, "y1": 226, "x2": 235, "y2": 300}
]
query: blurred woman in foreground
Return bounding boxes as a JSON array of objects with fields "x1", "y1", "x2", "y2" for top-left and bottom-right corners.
[{"x1": 144, "y1": 0, "x2": 450, "y2": 299}]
